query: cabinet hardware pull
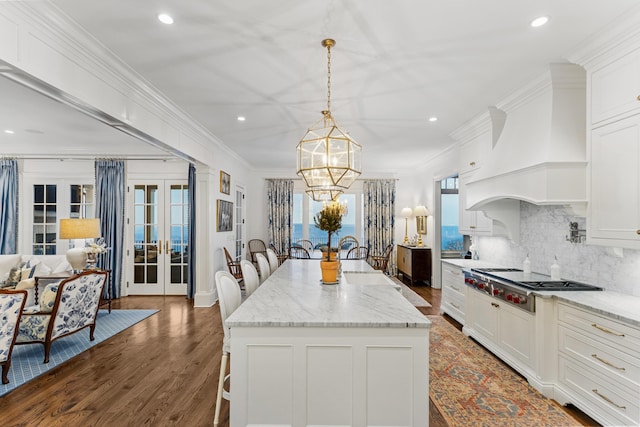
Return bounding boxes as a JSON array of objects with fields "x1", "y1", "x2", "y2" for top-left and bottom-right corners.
[
  {"x1": 491, "y1": 302, "x2": 500, "y2": 308},
  {"x1": 158, "y1": 241, "x2": 162, "y2": 255},
  {"x1": 469, "y1": 161, "x2": 476, "y2": 166},
  {"x1": 637, "y1": 229, "x2": 640, "y2": 235},
  {"x1": 451, "y1": 302, "x2": 460, "y2": 309},
  {"x1": 637, "y1": 95, "x2": 640, "y2": 101},
  {"x1": 592, "y1": 389, "x2": 626, "y2": 410},
  {"x1": 591, "y1": 323, "x2": 625, "y2": 337},
  {"x1": 166, "y1": 240, "x2": 170, "y2": 254},
  {"x1": 591, "y1": 354, "x2": 626, "y2": 371},
  {"x1": 451, "y1": 286, "x2": 460, "y2": 292},
  {"x1": 470, "y1": 226, "x2": 477, "y2": 229}
]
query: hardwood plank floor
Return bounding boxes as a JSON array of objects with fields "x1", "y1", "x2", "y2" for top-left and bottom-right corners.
[{"x1": 0, "y1": 283, "x2": 600, "y2": 426}]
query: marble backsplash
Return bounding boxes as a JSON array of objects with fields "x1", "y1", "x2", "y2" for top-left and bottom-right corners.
[{"x1": 475, "y1": 202, "x2": 640, "y2": 296}]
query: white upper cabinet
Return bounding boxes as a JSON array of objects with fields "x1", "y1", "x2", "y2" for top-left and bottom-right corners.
[
  {"x1": 459, "y1": 172, "x2": 493, "y2": 236},
  {"x1": 591, "y1": 49, "x2": 640, "y2": 126}
]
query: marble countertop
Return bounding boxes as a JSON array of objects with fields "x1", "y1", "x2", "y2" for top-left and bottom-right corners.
[
  {"x1": 226, "y1": 259, "x2": 430, "y2": 329},
  {"x1": 535, "y1": 290, "x2": 640, "y2": 328},
  {"x1": 441, "y1": 258, "x2": 503, "y2": 269}
]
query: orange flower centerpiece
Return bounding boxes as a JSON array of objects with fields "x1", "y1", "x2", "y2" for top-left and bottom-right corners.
[{"x1": 313, "y1": 201, "x2": 344, "y2": 284}]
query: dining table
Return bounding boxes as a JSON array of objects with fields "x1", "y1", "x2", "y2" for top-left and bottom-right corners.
[{"x1": 226, "y1": 259, "x2": 431, "y2": 426}]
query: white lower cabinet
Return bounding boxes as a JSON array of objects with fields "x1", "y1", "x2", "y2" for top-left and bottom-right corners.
[
  {"x1": 464, "y1": 290, "x2": 536, "y2": 378},
  {"x1": 440, "y1": 262, "x2": 466, "y2": 324},
  {"x1": 555, "y1": 302, "x2": 640, "y2": 426}
]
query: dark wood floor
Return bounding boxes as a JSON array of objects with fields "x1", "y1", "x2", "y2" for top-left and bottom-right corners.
[{"x1": 0, "y1": 281, "x2": 600, "y2": 426}]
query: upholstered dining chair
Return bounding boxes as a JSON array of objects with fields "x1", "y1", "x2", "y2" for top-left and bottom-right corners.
[
  {"x1": 370, "y1": 244, "x2": 394, "y2": 274},
  {"x1": 346, "y1": 246, "x2": 369, "y2": 260},
  {"x1": 248, "y1": 239, "x2": 267, "y2": 264},
  {"x1": 255, "y1": 253, "x2": 271, "y2": 284},
  {"x1": 214, "y1": 271, "x2": 242, "y2": 427},
  {"x1": 0, "y1": 289, "x2": 27, "y2": 384},
  {"x1": 265, "y1": 248, "x2": 279, "y2": 274},
  {"x1": 223, "y1": 247, "x2": 243, "y2": 284},
  {"x1": 239, "y1": 260, "x2": 259, "y2": 299},
  {"x1": 269, "y1": 243, "x2": 288, "y2": 266},
  {"x1": 288, "y1": 246, "x2": 311, "y2": 259},
  {"x1": 16, "y1": 270, "x2": 108, "y2": 363}
]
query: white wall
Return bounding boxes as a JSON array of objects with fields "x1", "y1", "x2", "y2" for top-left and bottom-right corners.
[{"x1": 475, "y1": 202, "x2": 640, "y2": 296}]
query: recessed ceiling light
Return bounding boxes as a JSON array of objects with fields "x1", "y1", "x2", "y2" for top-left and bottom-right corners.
[
  {"x1": 428, "y1": 117, "x2": 438, "y2": 122},
  {"x1": 237, "y1": 116, "x2": 246, "y2": 122},
  {"x1": 530, "y1": 16, "x2": 549, "y2": 28},
  {"x1": 157, "y1": 13, "x2": 174, "y2": 25},
  {"x1": 4, "y1": 129, "x2": 14, "y2": 134}
]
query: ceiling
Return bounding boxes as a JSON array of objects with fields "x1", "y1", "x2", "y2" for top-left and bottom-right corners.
[{"x1": 3, "y1": 1, "x2": 639, "y2": 172}]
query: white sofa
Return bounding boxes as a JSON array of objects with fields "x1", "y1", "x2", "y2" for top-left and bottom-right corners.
[{"x1": 0, "y1": 254, "x2": 71, "y2": 306}]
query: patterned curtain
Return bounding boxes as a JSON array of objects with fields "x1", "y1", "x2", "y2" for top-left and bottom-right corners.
[
  {"x1": 266, "y1": 179, "x2": 293, "y2": 255},
  {"x1": 0, "y1": 159, "x2": 18, "y2": 254},
  {"x1": 363, "y1": 179, "x2": 396, "y2": 258},
  {"x1": 95, "y1": 160, "x2": 125, "y2": 299},
  {"x1": 187, "y1": 163, "x2": 196, "y2": 300}
]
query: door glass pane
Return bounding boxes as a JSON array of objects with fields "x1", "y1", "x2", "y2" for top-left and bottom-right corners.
[
  {"x1": 33, "y1": 184, "x2": 57, "y2": 255},
  {"x1": 133, "y1": 185, "x2": 159, "y2": 284},
  {"x1": 169, "y1": 184, "x2": 188, "y2": 284}
]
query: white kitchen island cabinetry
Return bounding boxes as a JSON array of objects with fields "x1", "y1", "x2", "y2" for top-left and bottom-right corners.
[
  {"x1": 226, "y1": 260, "x2": 430, "y2": 427},
  {"x1": 555, "y1": 302, "x2": 640, "y2": 427},
  {"x1": 464, "y1": 289, "x2": 536, "y2": 380},
  {"x1": 440, "y1": 261, "x2": 466, "y2": 324}
]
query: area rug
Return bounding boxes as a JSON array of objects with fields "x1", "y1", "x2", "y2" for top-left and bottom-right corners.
[
  {"x1": 0, "y1": 309, "x2": 158, "y2": 397},
  {"x1": 429, "y1": 315, "x2": 581, "y2": 427},
  {"x1": 389, "y1": 276, "x2": 432, "y2": 307}
]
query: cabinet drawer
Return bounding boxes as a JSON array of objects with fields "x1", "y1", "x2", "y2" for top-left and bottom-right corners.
[
  {"x1": 559, "y1": 325, "x2": 640, "y2": 387},
  {"x1": 558, "y1": 303, "x2": 640, "y2": 352},
  {"x1": 443, "y1": 279, "x2": 465, "y2": 300},
  {"x1": 442, "y1": 291, "x2": 465, "y2": 325},
  {"x1": 559, "y1": 355, "x2": 639, "y2": 426}
]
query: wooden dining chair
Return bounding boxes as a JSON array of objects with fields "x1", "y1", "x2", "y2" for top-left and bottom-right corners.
[
  {"x1": 223, "y1": 247, "x2": 243, "y2": 284},
  {"x1": 338, "y1": 235, "x2": 358, "y2": 252},
  {"x1": 269, "y1": 243, "x2": 288, "y2": 265},
  {"x1": 288, "y1": 246, "x2": 311, "y2": 259},
  {"x1": 346, "y1": 246, "x2": 369, "y2": 260},
  {"x1": 370, "y1": 244, "x2": 394, "y2": 274},
  {"x1": 248, "y1": 239, "x2": 267, "y2": 264},
  {"x1": 266, "y1": 248, "x2": 279, "y2": 273},
  {"x1": 295, "y1": 240, "x2": 314, "y2": 254}
]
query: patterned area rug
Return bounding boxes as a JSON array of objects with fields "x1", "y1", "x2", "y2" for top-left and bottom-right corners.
[
  {"x1": 429, "y1": 315, "x2": 582, "y2": 427},
  {"x1": 0, "y1": 309, "x2": 158, "y2": 397}
]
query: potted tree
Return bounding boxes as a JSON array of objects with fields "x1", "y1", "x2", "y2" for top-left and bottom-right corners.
[{"x1": 313, "y1": 201, "x2": 343, "y2": 283}]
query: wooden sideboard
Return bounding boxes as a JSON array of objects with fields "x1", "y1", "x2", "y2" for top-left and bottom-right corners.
[{"x1": 397, "y1": 245, "x2": 432, "y2": 286}]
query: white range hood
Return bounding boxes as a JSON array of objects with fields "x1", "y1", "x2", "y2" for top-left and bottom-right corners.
[{"x1": 465, "y1": 63, "x2": 587, "y2": 215}]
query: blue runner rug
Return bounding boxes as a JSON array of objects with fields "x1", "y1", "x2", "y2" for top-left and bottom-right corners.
[{"x1": 0, "y1": 309, "x2": 158, "y2": 397}]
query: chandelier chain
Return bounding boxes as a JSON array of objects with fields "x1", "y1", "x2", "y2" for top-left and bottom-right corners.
[{"x1": 326, "y1": 43, "x2": 331, "y2": 112}]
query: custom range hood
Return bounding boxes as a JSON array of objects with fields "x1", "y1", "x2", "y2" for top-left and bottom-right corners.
[{"x1": 464, "y1": 63, "x2": 587, "y2": 215}]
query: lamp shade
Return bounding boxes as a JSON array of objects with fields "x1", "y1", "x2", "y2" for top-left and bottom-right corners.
[
  {"x1": 401, "y1": 207, "x2": 413, "y2": 218},
  {"x1": 413, "y1": 205, "x2": 430, "y2": 217},
  {"x1": 59, "y1": 218, "x2": 101, "y2": 239}
]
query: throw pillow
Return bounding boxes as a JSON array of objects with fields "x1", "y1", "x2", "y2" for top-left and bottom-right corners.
[
  {"x1": 52, "y1": 259, "x2": 71, "y2": 274},
  {"x1": 15, "y1": 278, "x2": 36, "y2": 307},
  {"x1": 3, "y1": 262, "x2": 26, "y2": 287},
  {"x1": 40, "y1": 281, "x2": 61, "y2": 313},
  {"x1": 33, "y1": 261, "x2": 52, "y2": 276}
]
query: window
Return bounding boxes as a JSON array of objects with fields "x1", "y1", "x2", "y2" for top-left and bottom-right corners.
[
  {"x1": 441, "y1": 176, "x2": 464, "y2": 254},
  {"x1": 31, "y1": 183, "x2": 95, "y2": 255},
  {"x1": 293, "y1": 191, "x2": 362, "y2": 250}
]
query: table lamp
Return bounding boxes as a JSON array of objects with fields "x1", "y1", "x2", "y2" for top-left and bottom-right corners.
[
  {"x1": 59, "y1": 218, "x2": 101, "y2": 272},
  {"x1": 401, "y1": 207, "x2": 413, "y2": 244},
  {"x1": 413, "y1": 205, "x2": 430, "y2": 247}
]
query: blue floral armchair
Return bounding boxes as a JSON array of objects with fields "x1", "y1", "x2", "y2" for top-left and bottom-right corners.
[
  {"x1": 0, "y1": 289, "x2": 27, "y2": 384},
  {"x1": 16, "y1": 271, "x2": 108, "y2": 363}
]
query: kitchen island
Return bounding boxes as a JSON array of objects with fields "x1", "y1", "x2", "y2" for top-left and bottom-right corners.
[{"x1": 226, "y1": 259, "x2": 430, "y2": 427}]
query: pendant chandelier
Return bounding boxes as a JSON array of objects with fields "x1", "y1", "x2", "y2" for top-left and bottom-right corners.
[{"x1": 296, "y1": 38, "x2": 362, "y2": 202}]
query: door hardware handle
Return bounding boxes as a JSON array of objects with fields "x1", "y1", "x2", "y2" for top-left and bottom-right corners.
[
  {"x1": 158, "y1": 241, "x2": 162, "y2": 255},
  {"x1": 591, "y1": 354, "x2": 626, "y2": 371},
  {"x1": 166, "y1": 240, "x2": 170, "y2": 254},
  {"x1": 491, "y1": 302, "x2": 500, "y2": 308},
  {"x1": 592, "y1": 389, "x2": 626, "y2": 409},
  {"x1": 591, "y1": 323, "x2": 625, "y2": 337}
]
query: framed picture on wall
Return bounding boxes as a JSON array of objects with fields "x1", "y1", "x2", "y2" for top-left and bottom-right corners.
[
  {"x1": 220, "y1": 170, "x2": 231, "y2": 195},
  {"x1": 217, "y1": 199, "x2": 233, "y2": 232}
]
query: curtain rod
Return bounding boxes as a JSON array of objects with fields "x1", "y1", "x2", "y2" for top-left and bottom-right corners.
[{"x1": 8, "y1": 155, "x2": 179, "y2": 161}]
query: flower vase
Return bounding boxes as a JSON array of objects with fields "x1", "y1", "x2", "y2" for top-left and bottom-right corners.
[
  {"x1": 86, "y1": 252, "x2": 98, "y2": 270},
  {"x1": 320, "y1": 260, "x2": 339, "y2": 284}
]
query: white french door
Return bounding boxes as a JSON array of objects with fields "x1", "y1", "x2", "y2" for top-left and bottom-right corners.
[{"x1": 128, "y1": 180, "x2": 188, "y2": 295}]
